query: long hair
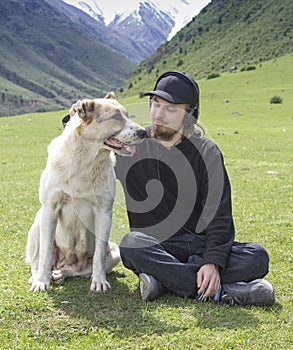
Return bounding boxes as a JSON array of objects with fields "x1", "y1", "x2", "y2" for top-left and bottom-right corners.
[{"x1": 183, "y1": 110, "x2": 205, "y2": 138}]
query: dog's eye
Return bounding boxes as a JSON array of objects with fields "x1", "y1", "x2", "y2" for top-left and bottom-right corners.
[{"x1": 112, "y1": 113, "x2": 123, "y2": 121}]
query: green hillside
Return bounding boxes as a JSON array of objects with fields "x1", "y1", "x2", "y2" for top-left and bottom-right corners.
[
  {"x1": 120, "y1": 0, "x2": 293, "y2": 98},
  {"x1": 1, "y1": 0, "x2": 292, "y2": 117},
  {"x1": 0, "y1": 0, "x2": 135, "y2": 117}
]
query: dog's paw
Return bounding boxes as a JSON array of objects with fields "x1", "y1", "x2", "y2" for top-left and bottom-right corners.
[
  {"x1": 29, "y1": 280, "x2": 50, "y2": 292},
  {"x1": 51, "y1": 269, "x2": 64, "y2": 281},
  {"x1": 90, "y1": 278, "x2": 111, "y2": 292}
]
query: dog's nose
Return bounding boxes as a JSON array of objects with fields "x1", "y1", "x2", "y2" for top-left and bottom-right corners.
[{"x1": 136, "y1": 129, "x2": 146, "y2": 139}]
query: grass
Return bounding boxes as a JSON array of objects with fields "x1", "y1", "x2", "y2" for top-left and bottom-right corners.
[{"x1": 0, "y1": 55, "x2": 292, "y2": 349}]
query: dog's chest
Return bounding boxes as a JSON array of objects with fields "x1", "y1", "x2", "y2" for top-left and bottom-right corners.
[{"x1": 67, "y1": 161, "x2": 116, "y2": 200}]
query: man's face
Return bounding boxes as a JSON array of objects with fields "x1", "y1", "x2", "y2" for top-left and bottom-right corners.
[{"x1": 150, "y1": 96, "x2": 188, "y2": 141}]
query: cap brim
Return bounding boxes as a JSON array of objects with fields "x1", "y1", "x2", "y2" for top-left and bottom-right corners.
[{"x1": 144, "y1": 91, "x2": 186, "y2": 104}]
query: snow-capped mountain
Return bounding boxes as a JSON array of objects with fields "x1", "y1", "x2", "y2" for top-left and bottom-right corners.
[
  {"x1": 63, "y1": 0, "x2": 210, "y2": 40},
  {"x1": 55, "y1": 0, "x2": 210, "y2": 62}
]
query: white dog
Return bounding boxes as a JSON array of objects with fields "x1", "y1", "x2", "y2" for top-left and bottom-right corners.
[{"x1": 26, "y1": 93, "x2": 146, "y2": 292}]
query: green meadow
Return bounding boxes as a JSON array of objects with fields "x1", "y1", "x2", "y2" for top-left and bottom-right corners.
[{"x1": 0, "y1": 55, "x2": 292, "y2": 349}]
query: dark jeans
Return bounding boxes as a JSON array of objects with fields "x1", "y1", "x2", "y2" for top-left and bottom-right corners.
[{"x1": 119, "y1": 231, "x2": 270, "y2": 298}]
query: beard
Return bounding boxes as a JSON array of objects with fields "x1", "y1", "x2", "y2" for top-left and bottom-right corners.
[{"x1": 152, "y1": 124, "x2": 181, "y2": 141}]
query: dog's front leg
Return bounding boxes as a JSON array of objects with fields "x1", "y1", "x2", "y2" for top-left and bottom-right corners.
[
  {"x1": 90, "y1": 209, "x2": 112, "y2": 292},
  {"x1": 30, "y1": 206, "x2": 57, "y2": 292}
]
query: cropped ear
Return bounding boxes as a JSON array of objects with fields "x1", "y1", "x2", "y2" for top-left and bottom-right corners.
[
  {"x1": 77, "y1": 99, "x2": 96, "y2": 123},
  {"x1": 104, "y1": 91, "x2": 116, "y2": 100}
]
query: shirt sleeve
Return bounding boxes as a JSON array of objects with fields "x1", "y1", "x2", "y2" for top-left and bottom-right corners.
[{"x1": 197, "y1": 142, "x2": 234, "y2": 270}]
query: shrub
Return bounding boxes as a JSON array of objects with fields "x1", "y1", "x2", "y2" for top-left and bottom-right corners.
[
  {"x1": 240, "y1": 65, "x2": 256, "y2": 72},
  {"x1": 270, "y1": 96, "x2": 283, "y2": 104},
  {"x1": 207, "y1": 72, "x2": 221, "y2": 79}
]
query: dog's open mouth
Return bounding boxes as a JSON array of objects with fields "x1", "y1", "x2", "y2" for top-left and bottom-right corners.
[{"x1": 104, "y1": 138, "x2": 136, "y2": 156}]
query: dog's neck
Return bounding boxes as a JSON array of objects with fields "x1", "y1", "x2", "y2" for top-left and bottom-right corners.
[{"x1": 49, "y1": 128, "x2": 113, "y2": 182}]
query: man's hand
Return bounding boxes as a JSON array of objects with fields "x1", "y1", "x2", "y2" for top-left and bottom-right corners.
[
  {"x1": 69, "y1": 100, "x2": 82, "y2": 117},
  {"x1": 196, "y1": 263, "x2": 220, "y2": 299}
]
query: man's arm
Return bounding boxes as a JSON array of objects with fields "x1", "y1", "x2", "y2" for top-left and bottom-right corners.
[{"x1": 196, "y1": 141, "x2": 235, "y2": 297}]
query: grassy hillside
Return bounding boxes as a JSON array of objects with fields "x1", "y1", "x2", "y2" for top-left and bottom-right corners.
[
  {"x1": 1, "y1": 0, "x2": 292, "y2": 117},
  {"x1": 0, "y1": 0, "x2": 135, "y2": 117},
  {"x1": 120, "y1": 0, "x2": 293, "y2": 98},
  {"x1": 0, "y1": 53, "x2": 292, "y2": 349}
]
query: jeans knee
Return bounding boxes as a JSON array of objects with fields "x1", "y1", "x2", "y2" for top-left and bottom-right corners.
[
  {"x1": 120, "y1": 232, "x2": 136, "y2": 260},
  {"x1": 120, "y1": 231, "x2": 145, "y2": 250},
  {"x1": 119, "y1": 231, "x2": 150, "y2": 260},
  {"x1": 252, "y1": 243, "x2": 270, "y2": 277},
  {"x1": 119, "y1": 232, "x2": 139, "y2": 271},
  {"x1": 120, "y1": 232, "x2": 136, "y2": 249}
]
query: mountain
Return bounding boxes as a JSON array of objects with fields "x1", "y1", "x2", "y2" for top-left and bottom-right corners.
[
  {"x1": 1, "y1": 0, "x2": 292, "y2": 117},
  {"x1": 119, "y1": 0, "x2": 293, "y2": 98},
  {"x1": 59, "y1": 0, "x2": 210, "y2": 63},
  {"x1": 44, "y1": 0, "x2": 141, "y2": 63},
  {"x1": 0, "y1": 0, "x2": 135, "y2": 117}
]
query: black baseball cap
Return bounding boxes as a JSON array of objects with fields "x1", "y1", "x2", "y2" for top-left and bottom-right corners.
[{"x1": 144, "y1": 71, "x2": 199, "y2": 107}]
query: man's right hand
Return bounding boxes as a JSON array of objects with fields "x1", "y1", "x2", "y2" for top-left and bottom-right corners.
[{"x1": 69, "y1": 100, "x2": 82, "y2": 116}]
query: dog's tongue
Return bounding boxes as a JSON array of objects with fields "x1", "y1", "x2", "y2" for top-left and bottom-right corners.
[
  {"x1": 120, "y1": 145, "x2": 136, "y2": 156},
  {"x1": 105, "y1": 138, "x2": 122, "y2": 148},
  {"x1": 104, "y1": 138, "x2": 136, "y2": 156}
]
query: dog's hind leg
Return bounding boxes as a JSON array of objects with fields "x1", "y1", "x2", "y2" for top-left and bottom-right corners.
[
  {"x1": 52, "y1": 243, "x2": 120, "y2": 281},
  {"x1": 52, "y1": 262, "x2": 93, "y2": 281},
  {"x1": 106, "y1": 241, "x2": 121, "y2": 273}
]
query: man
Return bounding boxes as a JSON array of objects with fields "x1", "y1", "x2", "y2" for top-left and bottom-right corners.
[{"x1": 114, "y1": 71, "x2": 275, "y2": 305}]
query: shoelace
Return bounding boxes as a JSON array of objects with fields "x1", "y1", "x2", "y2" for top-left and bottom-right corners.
[{"x1": 220, "y1": 294, "x2": 236, "y2": 306}]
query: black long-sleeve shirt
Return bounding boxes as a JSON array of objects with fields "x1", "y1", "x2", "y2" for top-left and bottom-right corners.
[{"x1": 115, "y1": 126, "x2": 234, "y2": 269}]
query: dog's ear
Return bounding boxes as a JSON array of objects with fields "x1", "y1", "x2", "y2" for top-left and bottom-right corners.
[
  {"x1": 104, "y1": 91, "x2": 116, "y2": 100},
  {"x1": 77, "y1": 99, "x2": 96, "y2": 124}
]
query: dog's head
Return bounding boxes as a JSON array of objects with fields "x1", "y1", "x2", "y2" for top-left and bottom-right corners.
[{"x1": 75, "y1": 92, "x2": 146, "y2": 156}]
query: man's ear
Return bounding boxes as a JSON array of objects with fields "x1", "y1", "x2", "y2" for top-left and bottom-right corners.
[
  {"x1": 104, "y1": 91, "x2": 116, "y2": 100},
  {"x1": 77, "y1": 99, "x2": 96, "y2": 123}
]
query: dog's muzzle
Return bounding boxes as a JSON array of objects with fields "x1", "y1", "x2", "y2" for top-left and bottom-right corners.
[{"x1": 104, "y1": 128, "x2": 146, "y2": 156}]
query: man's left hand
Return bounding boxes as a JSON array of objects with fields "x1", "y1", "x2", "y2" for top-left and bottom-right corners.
[{"x1": 196, "y1": 263, "x2": 221, "y2": 299}]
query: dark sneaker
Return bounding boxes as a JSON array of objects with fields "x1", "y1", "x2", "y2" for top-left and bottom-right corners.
[
  {"x1": 139, "y1": 273, "x2": 162, "y2": 302},
  {"x1": 222, "y1": 279, "x2": 275, "y2": 306}
]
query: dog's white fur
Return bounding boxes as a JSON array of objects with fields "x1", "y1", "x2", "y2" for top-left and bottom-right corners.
[{"x1": 26, "y1": 93, "x2": 145, "y2": 292}]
